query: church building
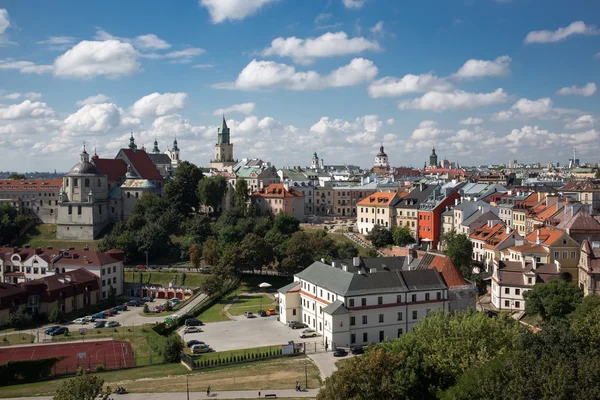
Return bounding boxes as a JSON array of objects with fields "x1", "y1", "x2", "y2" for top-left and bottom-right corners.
[
  {"x1": 372, "y1": 145, "x2": 390, "y2": 176},
  {"x1": 210, "y1": 117, "x2": 236, "y2": 172}
]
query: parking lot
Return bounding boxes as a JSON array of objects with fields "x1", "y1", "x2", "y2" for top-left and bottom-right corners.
[{"x1": 179, "y1": 315, "x2": 322, "y2": 352}]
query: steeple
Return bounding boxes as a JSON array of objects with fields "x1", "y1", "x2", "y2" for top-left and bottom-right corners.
[
  {"x1": 152, "y1": 137, "x2": 160, "y2": 154},
  {"x1": 129, "y1": 132, "x2": 137, "y2": 151},
  {"x1": 80, "y1": 142, "x2": 89, "y2": 163},
  {"x1": 218, "y1": 116, "x2": 230, "y2": 145},
  {"x1": 172, "y1": 136, "x2": 179, "y2": 152},
  {"x1": 429, "y1": 144, "x2": 438, "y2": 168}
]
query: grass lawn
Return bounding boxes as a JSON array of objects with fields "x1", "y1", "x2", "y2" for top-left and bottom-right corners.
[
  {"x1": 228, "y1": 294, "x2": 276, "y2": 316},
  {"x1": 327, "y1": 232, "x2": 371, "y2": 258},
  {"x1": 189, "y1": 345, "x2": 283, "y2": 361},
  {"x1": 0, "y1": 333, "x2": 35, "y2": 346},
  {"x1": 14, "y1": 224, "x2": 99, "y2": 251},
  {"x1": 0, "y1": 357, "x2": 321, "y2": 398},
  {"x1": 520, "y1": 313, "x2": 542, "y2": 328}
]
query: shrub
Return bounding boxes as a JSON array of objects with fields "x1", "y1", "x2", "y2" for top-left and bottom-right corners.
[
  {"x1": 95, "y1": 364, "x2": 105, "y2": 372},
  {"x1": 6, "y1": 309, "x2": 33, "y2": 329}
]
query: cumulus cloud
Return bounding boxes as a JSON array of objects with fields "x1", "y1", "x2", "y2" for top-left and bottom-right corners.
[
  {"x1": 133, "y1": 34, "x2": 171, "y2": 50},
  {"x1": 556, "y1": 82, "x2": 596, "y2": 97},
  {"x1": 199, "y1": 0, "x2": 279, "y2": 23},
  {"x1": 214, "y1": 58, "x2": 378, "y2": 91},
  {"x1": 342, "y1": 0, "x2": 366, "y2": 9},
  {"x1": 0, "y1": 9, "x2": 9, "y2": 34},
  {"x1": 54, "y1": 40, "x2": 140, "y2": 79},
  {"x1": 0, "y1": 60, "x2": 53, "y2": 74},
  {"x1": 411, "y1": 120, "x2": 452, "y2": 140},
  {"x1": 565, "y1": 115, "x2": 596, "y2": 130},
  {"x1": 460, "y1": 117, "x2": 484, "y2": 125},
  {"x1": 1, "y1": 92, "x2": 42, "y2": 101},
  {"x1": 130, "y1": 92, "x2": 188, "y2": 118},
  {"x1": 75, "y1": 94, "x2": 112, "y2": 107},
  {"x1": 524, "y1": 21, "x2": 599, "y2": 44},
  {"x1": 491, "y1": 97, "x2": 580, "y2": 121},
  {"x1": 212, "y1": 102, "x2": 256, "y2": 116},
  {"x1": 310, "y1": 115, "x2": 383, "y2": 144},
  {"x1": 62, "y1": 103, "x2": 121, "y2": 135},
  {"x1": 398, "y1": 88, "x2": 508, "y2": 112},
  {"x1": 261, "y1": 31, "x2": 380, "y2": 65},
  {"x1": 36, "y1": 36, "x2": 76, "y2": 51},
  {"x1": 368, "y1": 73, "x2": 452, "y2": 98},
  {"x1": 453, "y1": 56, "x2": 512, "y2": 79},
  {"x1": 370, "y1": 21, "x2": 384, "y2": 35},
  {"x1": 0, "y1": 100, "x2": 54, "y2": 120}
]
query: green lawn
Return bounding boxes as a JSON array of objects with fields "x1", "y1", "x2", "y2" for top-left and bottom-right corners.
[
  {"x1": 125, "y1": 271, "x2": 208, "y2": 288},
  {"x1": 14, "y1": 224, "x2": 99, "y2": 251},
  {"x1": 0, "y1": 333, "x2": 35, "y2": 346},
  {"x1": 228, "y1": 294, "x2": 276, "y2": 316},
  {"x1": 327, "y1": 232, "x2": 372, "y2": 257}
]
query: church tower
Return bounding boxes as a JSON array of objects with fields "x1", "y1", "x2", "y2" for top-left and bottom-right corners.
[
  {"x1": 152, "y1": 137, "x2": 160, "y2": 154},
  {"x1": 128, "y1": 132, "x2": 137, "y2": 151},
  {"x1": 164, "y1": 137, "x2": 181, "y2": 168},
  {"x1": 373, "y1": 144, "x2": 390, "y2": 176},
  {"x1": 210, "y1": 117, "x2": 235, "y2": 171},
  {"x1": 429, "y1": 145, "x2": 438, "y2": 168},
  {"x1": 311, "y1": 152, "x2": 319, "y2": 170}
]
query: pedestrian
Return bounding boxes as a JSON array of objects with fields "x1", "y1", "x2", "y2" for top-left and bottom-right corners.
[
  {"x1": 207, "y1": 385, "x2": 211, "y2": 397},
  {"x1": 258, "y1": 391, "x2": 261, "y2": 397}
]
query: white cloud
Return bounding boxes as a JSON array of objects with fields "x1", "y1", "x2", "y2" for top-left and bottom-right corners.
[
  {"x1": 36, "y1": 36, "x2": 76, "y2": 51},
  {"x1": 0, "y1": 100, "x2": 54, "y2": 120},
  {"x1": 565, "y1": 115, "x2": 596, "y2": 130},
  {"x1": 0, "y1": 9, "x2": 9, "y2": 34},
  {"x1": 133, "y1": 34, "x2": 171, "y2": 50},
  {"x1": 54, "y1": 40, "x2": 140, "y2": 79},
  {"x1": 453, "y1": 55, "x2": 511, "y2": 79},
  {"x1": 370, "y1": 21, "x2": 384, "y2": 35},
  {"x1": 411, "y1": 120, "x2": 452, "y2": 140},
  {"x1": 315, "y1": 13, "x2": 332, "y2": 25},
  {"x1": 199, "y1": 0, "x2": 279, "y2": 23},
  {"x1": 556, "y1": 82, "x2": 596, "y2": 97},
  {"x1": 524, "y1": 21, "x2": 599, "y2": 44},
  {"x1": 491, "y1": 97, "x2": 580, "y2": 121},
  {"x1": 131, "y1": 92, "x2": 188, "y2": 118},
  {"x1": 503, "y1": 125, "x2": 599, "y2": 150},
  {"x1": 399, "y1": 88, "x2": 508, "y2": 112},
  {"x1": 192, "y1": 64, "x2": 214, "y2": 69},
  {"x1": 62, "y1": 103, "x2": 121, "y2": 134},
  {"x1": 213, "y1": 102, "x2": 256, "y2": 116},
  {"x1": 214, "y1": 58, "x2": 378, "y2": 91},
  {"x1": 1, "y1": 92, "x2": 42, "y2": 101},
  {"x1": 368, "y1": 73, "x2": 452, "y2": 98},
  {"x1": 460, "y1": 117, "x2": 484, "y2": 125},
  {"x1": 342, "y1": 0, "x2": 366, "y2": 9},
  {"x1": 310, "y1": 115, "x2": 382, "y2": 144},
  {"x1": 75, "y1": 94, "x2": 112, "y2": 107},
  {"x1": 261, "y1": 31, "x2": 380, "y2": 65},
  {"x1": 0, "y1": 60, "x2": 53, "y2": 74},
  {"x1": 386, "y1": 118, "x2": 394, "y2": 126}
]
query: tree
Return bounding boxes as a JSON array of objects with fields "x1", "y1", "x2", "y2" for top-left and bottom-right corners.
[
  {"x1": 163, "y1": 161, "x2": 203, "y2": 215},
  {"x1": 524, "y1": 279, "x2": 584, "y2": 321},
  {"x1": 238, "y1": 233, "x2": 273, "y2": 271},
  {"x1": 392, "y1": 225, "x2": 413, "y2": 246},
  {"x1": 596, "y1": 169, "x2": 600, "y2": 179},
  {"x1": 0, "y1": 204, "x2": 21, "y2": 244},
  {"x1": 197, "y1": 176, "x2": 227, "y2": 215},
  {"x1": 6, "y1": 309, "x2": 33, "y2": 329},
  {"x1": 52, "y1": 370, "x2": 111, "y2": 400},
  {"x1": 202, "y1": 236, "x2": 219, "y2": 266},
  {"x1": 7, "y1": 173, "x2": 25, "y2": 180},
  {"x1": 272, "y1": 213, "x2": 300, "y2": 236},
  {"x1": 337, "y1": 242, "x2": 359, "y2": 259},
  {"x1": 130, "y1": 193, "x2": 168, "y2": 224},
  {"x1": 189, "y1": 244, "x2": 202, "y2": 272},
  {"x1": 160, "y1": 334, "x2": 184, "y2": 363},
  {"x1": 366, "y1": 225, "x2": 393, "y2": 248},
  {"x1": 200, "y1": 274, "x2": 224, "y2": 296},
  {"x1": 365, "y1": 248, "x2": 379, "y2": 258},
  {"x1": 48, "y1": 304, "x2": 64, "y2": 324},
  {"x1": 183, "y1": 215, "x2": 211, "y2": 243},
  {"x1": 233, "y1": 179, "x2": 249, "y2": 215},
  {"x1": 217, "y1": 244, "x2": 242, "y2": 278},
  {"x1": 107, "y1": 285, "x2": 116, "y2": 307},
  {"x1": 442, "y1": 231, "x2": 474, "y2": 279}
]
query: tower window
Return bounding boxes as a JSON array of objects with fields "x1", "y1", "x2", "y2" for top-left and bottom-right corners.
[
  {"x1": 77, "y1": 205, "x2": 82, "y2": 215},
  {"x1": 68, "y1": 205, "x2": 72, "y2": 215},
  {"x1": 97, "y1": 179, "x2": 101, "y2": 187},
  {"x1": 84, "y1": 179, "x2": 90, "y2": 187},
  {"x1": 73, "y1": 179, "x2": 78, "y2": 187}
]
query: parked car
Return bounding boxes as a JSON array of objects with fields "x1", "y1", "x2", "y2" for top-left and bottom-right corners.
[
  {"x1": 300, "y1": 329, "x2": 317, "y2": 338},
  {"x1": 333, "y1": 348, "x2": 348, "y2": 357},
  {"x1": 142, "y1": 297, "x2": 153, "y2": 302},
  {"x1": 258, "y1": 310, "x2": 267, "y2": 317},
  {"x1": 127, "y1": 300, "x2": 140, "y2": 307},
  {"x1": 45, "y1": 326, "x2": 60, "y2": 335},
  {"x1": 289, "y1": 321, "x2": 308, "y2": 330},
  {"x1": 184, "y1": 326, "x2": 202, "y2": 334},
  {"x1": 115, "y1": 305, "x2": 128, "y2": 311},
  {"x1": 106, "y1": 321, "x2": 120, "y2": 328},
  {"x1": 82, "y1": 316, "x2": 96, "y2": 323},
  {"x1": 170, "y1": 298, "x2": 181, "y2": 304},
  {"x1": 149, "y1": 265, "x2": 159, "y2": 270},
  {"x1": 185, "y1": 319, "x2": 203, "y2": 327},
  {"x1": 136, "y1": 265, "x2": 147, "y2": 270},
  {"x1": 93, "y1": 312, "x2": 106, "y2": 319},
  {"x1": 147, "y1": 307, "x2": 160, "y2": 314},
  {"x1": 72, "y1": 318, "x2": 86, "y2": 324},
  {"x1": 244, "y1": 311, "x2": 255, "y2": 318},
  {"x1": 93, "y1": 321, "x2": 106, "y2": 329},
  {"x1": 191, "y1": 344, "x2": 213, "y2": 354},
  {"x1": 103, "y1": 310, "x2": 113, "y2": 317},
  {"x1": 267, "y1": 308, "x2": 277, "y2": 316},
  {"x1": 199, "y1": 267, "x2": 211, "y2": 274},
  {"x1": 351, "y1": 346, "x2": 364, "y2": 355},
  {"x1": 186, "y1": 340, "x2": 205, "y2": 348},
  {"x1": 49, "y1": 327, "x2": 69, "y2": 336},
  {"x1": 109, "y1": 307, "x2": 120, "y2": 314}
]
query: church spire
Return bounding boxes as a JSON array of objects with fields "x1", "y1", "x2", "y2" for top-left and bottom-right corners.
[
  {"x1": 172, "y1": 135, "x2": 179, "y2": 152},
  {"x1": 152, "y1": 136, "x2": 160, "y2": 154},
  {"x1": 218, "y1": 116, "x2": 230, "y2": 144},
  {"x1": 129, "y1": 132, "x2": 137, "y2": 151}
]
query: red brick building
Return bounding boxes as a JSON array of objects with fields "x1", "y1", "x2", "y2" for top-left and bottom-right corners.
[{"x1": 418, "y1": 189, "x2": 461, "y2": 249}]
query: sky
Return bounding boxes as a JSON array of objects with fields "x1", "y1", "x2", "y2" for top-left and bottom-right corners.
[{"x1": 0, "y1": 0, "x2": 598, "y2": 172}]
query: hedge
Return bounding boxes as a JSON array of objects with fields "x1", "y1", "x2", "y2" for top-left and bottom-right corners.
[{"x1": 0, "y1": 357, "x2": 65, "y2": 386}]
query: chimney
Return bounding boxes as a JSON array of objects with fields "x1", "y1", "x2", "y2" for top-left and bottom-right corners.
[
  {"x1": 506, "y1": 226, "x2": 510, "y2": 234},
  {"x1": 342, "y1": 265, "x2": 347, "y2": 272},
  {"x1": 536, "y1": 229, "x2": 541, "y2": 245},
  {"x1": 353, "y1": 256, "x2": 360, "y2": 267},
  {"x1": 455, "y1": 198, "x2": 459, "y2": 206},
  {"x1": 407, "y1": 250, "x2": 413, "y2": 265},
  {"x1": 521, "y1": 257, "x2": 526, "y2": 270},
  {"x1": 532, "y1": 256, "x2": 537, "y2": 270},
  {"x1": 321, "y1": 258, "x2": 326, "y2": 264},
  {"x1": 331, "y1": 261, "x2": 337, "y2": 268},
  {"x1": 64, "y1": 275, "x2": 71, "y2": 283},
  {"x1": 369, "y1": 268, "x2": 377, "y2": 273}
]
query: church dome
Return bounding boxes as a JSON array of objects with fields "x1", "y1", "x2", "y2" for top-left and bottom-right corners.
[
  {"x1": 67, "y1": 149, "x2": 102, "y2": 176},
  {"x1": 377, "y1": 145, "x2": 387, "y2": 157}
]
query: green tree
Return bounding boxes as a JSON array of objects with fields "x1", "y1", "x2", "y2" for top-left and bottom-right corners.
[
  {"x1": 52, "y1": 369, "x2": 111, "y2": 400},
  {"x1": 218, "y1": 225, "x2": 243, "y2": 249},
  {"x1": 366, "y1": 225, "x2": 393, "y2": 248},
  {"x1": 0, "y1": 204, "x2": 21, "y2": 244},
  {"x1": 264, "y1": 229, "x2": 288, "y2": 263},
  {"x1": 183, "y1": 215, "x2": 211, "y2": 243},
  {"x1": 197, "y1": 176, "x2": 227, "y2": 215},
  {"x1": 130, "y1": 193, "x2": 168, "y2": 224},
  {"x1": 160, "y1": 334, "x2": 183, "y2": 363},
  {"x1": 200, "y1": 274, "x2": 224, "y2": 296},
  {"x1": 365, "y1": 247, "x2": 379, "y2": 258},
  {"x1": 189, "y1": 243, "x2": 202, "y2": 272},
  {"x1": 524, "y1": 279, "x2": 583, "y2": 321},
  {"x1": 202, "y1": 236, "x2": 219, "y2": 266},
  {"x1": 392, "y1": 225, "x2": 413, "y2": 246},
  {"x1": 442, "y1": 231, "x2": 474, "y2": 279},
  {"x1": 238, "y1": 233, "x2": 273, "y2": 271},
  {"x1": 48, "y1": 304, "x2": 64, "y2": 324},
  {"x1": 7, "y1": 173, "x2": 25, "y2": 180},
  {"x1": 336, "y1": 242, "x2": 359, "y2": 259},
  {"x1": 6, "y1": 309, "x2": 33, "y2": 329},
  {"x1": 252, "y1": 216, "x2": 273, "y2": 236},
  {"x1": 163, "y1": 161, "x2": 204, "y2": 215},
  {"x1": 272, "y1": 213, "x2": 300, "y2": 236},
  {"x1": 135, "y1": 222, "x2": 172, "y2": 261},
  {"x1": 107, "y1": 285, "x2": 116, "y2": 307},
  {"x1": 233, "y1": 179, "x2": 249, "y2": 214},
  {"x1": 595, "y1": 169, "x2": 600, "y2": 179},
  {"x1": 217, "y1": 244, "x2": 242, "y2": 278}
]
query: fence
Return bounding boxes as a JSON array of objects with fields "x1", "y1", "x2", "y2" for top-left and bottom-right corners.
[{"x1": 181, "y1": 346, "x2": 303, "y2": 370}]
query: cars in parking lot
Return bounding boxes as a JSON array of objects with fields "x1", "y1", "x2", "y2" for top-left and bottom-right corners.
[
  {"x1": 110, "y1": 307, "x2": 120, "y2": 314},
  {"x1": 351, "y1": 346, "x2": 364, "y2": 355},
  {"x1": 288, "y1": 321, "x2": 308, "y2": 329},
  {"x1": 72, "y1": 318, "x2": 86, "y2": 324},
  {"x1": 257, "y1": 310, "x2": 267, "y2": 317},
  {"x1": 94, "y1": 321, "x2": 106, "y2": 329},
  {"x1": 49, "y1": 327, "x2": 69, "y2": 336},
  {"x1": 185, "y1": 319, "x2": 203, "y2": 327},
  {"x1": 333, "y1": 348, "x2": 348, "y2": 357},
  {"x1": 183, "y1": 326, "x2": 202, "y2": 334},
  {"x1": 45, "y1": 326, "x2": 60, "y2": 335},
  {"x1": 186, "y1": 340, "x2": 205, "y2": 348},
  {"x1": 300, "y1": 329, "x2": 317, "y2": 338},
  {"x1": 267, "y1": 308, "x2": 277, "y2": 315},
  {"x1": 103, "y1": 310, "x2": 113, "y2": 317},
  {"x1": 147, "y1": 307, "x2": 160, "y2": 313},
  {"x1": 93, "y1": 312, "x2": 105, "y2": 319},
  {"x1": 127, "y1": 300, "x2": 142, "y2": 307},
  {"x1": 142, "y1": 297, "x2": 153, "y2": 302},
  {"x1": 136, "y1": 265, "x2": 147, "y2": 270},
  {"x1": 82, "y1": 316, "x2": 95, "y2": 323},
  {"x1": 244, "y1": 311, "x2": 255, "y2": 318},
  {"x1": 106, "y1": 321, "x2": 120, "y2": 328},
  {"x1": 115, "y1": 305, "x2": 127, "y2": 311},
  {"x1": 191, "y1": 344, "x2": 213, "y2": 354}
]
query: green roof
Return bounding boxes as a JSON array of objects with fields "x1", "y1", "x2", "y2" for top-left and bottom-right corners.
[
  {"x1": 278, "y1": 281, "x2": 300, "y2": 293},
  {"x1": 323, "y1": 300, "x2": 348, "y2": 315}
]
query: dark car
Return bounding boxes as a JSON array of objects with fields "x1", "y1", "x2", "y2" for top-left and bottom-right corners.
[
  {"x1": 115, "y1": 305, "x2": 128, "y2": 311},
  {"x1": 127, "y1": 300, "x2": 141, "y2": 307},
  {"x1": 257, "y1": 310, "x2": 267, "y2": 317},
  {"x1": 44, "y1": 325, "x2": 60, "y2": 335},
  {"x1": 94, "y1": 321, "x2": 106, "y2": 329},
  {"x1": 289, "y1": 321, "x2": 308, "y2": 330},
  {"x1": 185, "y1": 319, "x2": 203, "y2": 327},
  {"x1": 142, "y1": 297, "x2": 153, "y2": 302},
  {"x1": 333, "y1": 348, "x2": 348, "y2": 357},
  {"x1": 49, "y1": 327, "x2": 69, "y2": 336},
  {"x1": 186, "y1": 340, "x2": 205, "y2": 348},
  {"x1": 351, "y1": 346, "x2": 364, "y2": 355},
  {"x1": 109, "y1": 307, "x2": 120, "y2": 315}
]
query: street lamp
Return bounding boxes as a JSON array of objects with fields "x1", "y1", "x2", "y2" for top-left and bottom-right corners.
[
  {"x1": 304, "y1": 358, "x2": 308, "y2": 389},
  {"x1": 186, "y1": 373, "x2": 190, "y2": 400}
]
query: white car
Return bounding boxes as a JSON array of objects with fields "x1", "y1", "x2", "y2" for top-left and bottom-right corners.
[
  {"x1": 300, "y1": 329, "x2": 317, "y2": 338},
  {"x1": 82, "y1": 316, "x2": 95, "y2": 323},
  {"x1": 72, "y1": 318, "x2": 86, "y2": 324},
  {"x1": 184, "y1": 326, "x2": 202, "y2": 334}
]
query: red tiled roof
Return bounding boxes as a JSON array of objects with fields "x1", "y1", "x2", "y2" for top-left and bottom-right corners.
[
  {"x1": 427, "y1": 254, "x2": 469, "y2": 287},
  {"x1": 557, "y1": 208, "x2": 600, "y2": 231},
  {"x1": 120, "y1": 149, "x2": 163, "y2": 181},
  {"x1": 525, "y1": 227, "x2": 565, "y2": 246},
  {"x1": 92, "y1": 157, "x2": 127, "y2": 181},
  {"x1": 251, "y1": 184, "x2": 304, "y2": 198},
  {"x1": 561, "y1": 181, "x2": 600, "y2": 192},
  {"x1": 357, "y1": 192, "x2": 398, "y2": 206},
  {"x1": 54, "y1": 250, "x2": 121, "y2": 267},
  {"x1": 470, "y1": 222, "x2": 505, "y2": 241},
  {"x1": 0, "y1": 179, "x2": 62, "y2": 191}
]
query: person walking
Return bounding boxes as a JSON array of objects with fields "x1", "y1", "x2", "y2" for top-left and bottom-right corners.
[{"x1": 206, "y1": 385, "x2": 211, "y2": 397}]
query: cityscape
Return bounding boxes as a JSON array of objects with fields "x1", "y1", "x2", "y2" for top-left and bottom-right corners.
[{"x1": 0, "y1": 1, "x2": 599, "y2": 399}]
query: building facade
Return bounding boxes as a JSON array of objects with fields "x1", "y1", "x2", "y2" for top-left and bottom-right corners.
[
  {"x1": 250, "y1": 183, "x2": 305, "y2": 221},
  {"x1": 0, "y1": 179, "x2": 62, "y2": 224},
  {"x1": 356, "y1": 192, "x2": 400, "y2": 234}
]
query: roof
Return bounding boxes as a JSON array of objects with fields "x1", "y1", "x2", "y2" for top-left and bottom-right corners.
[
  {"x1": 557, "y1": 207, "x2": 600, "y2": 232},
  {"x1": 251, "y1": 183, "x2": 304, "y2": 198},
  {"x1": 148, "y1": 153, "x2": 172, "y2": 165},
  {"x1": 496, "y1": 260, "x2": 561, "y2": 286},
  {"x1": 335, "y1": 257, "x2": 406, "y2": 274},
  {"x1": 408, "y1": 252, "x2": 469, "y2": 287},
  {"x1": 322, "y1": 300, "x2": 348, "y2": 315},
  {"x1": 470, "y1": 222, "x2": 506, "y2": 241},
  {"x1": 396, "y1": 185, "x2": 437, "y2": 209},
  {"x1": 357, "y1": 192, "x2": 398, "y2": 207},
  {"x1": 119, "y1": 149, "x2": 164, "y2": 181},
  {"x1": 91, "y1": 157, "x2": 127, "y2": 181},
  {"x1": 561, "y1": 181, "x2": 600, "y2": 192},
  {"x1": 463, "y1": 210, "x2": 501, "y2": 229},
  {"x1": 278, "y1": 282, "x2": 300, "y2": 293},
  {"x1": 401, "y1": 269, "x2": 447, "y2": 291},
  {"x1": 508, "y1": 243, "x2": 548, "y2": 253},
  {"x1": 121, "y1": 179, "x2": 155, "y2": 189},
  {"x1": 0, "y1": 179, "x2": 62, "y2": 191},
  {"x1": 21, "y1": 268, "x2": 100, "y2": 300},
  {"x1": 525, "y1": 227, "x2": 565, "y2": 246}
]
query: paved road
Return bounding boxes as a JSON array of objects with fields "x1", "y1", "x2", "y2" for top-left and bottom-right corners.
[{"x1": 2, "y1": 388, "x2": 320, "y2": 399}]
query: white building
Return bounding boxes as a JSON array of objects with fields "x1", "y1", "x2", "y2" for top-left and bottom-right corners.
[{"x1": 278, "y1": 257, "x2": 448, "y2": 349}]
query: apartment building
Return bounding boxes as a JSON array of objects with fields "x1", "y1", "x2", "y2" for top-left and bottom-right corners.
[
  {"x1": 356, "y1": 192, "x2": 401, "y2": 234},
  {"x1": 578, "y1": 240, "x2": 600, "y2": 296},
  {"x1": 250, "y1": 183, "x2": 305, "y2": 221},
  {"x1": 395, "y1": 185, "x2": 436, "y2": 241},
  {"x1": 0, "y1": 179, "x2": 62, "y2": 224}
]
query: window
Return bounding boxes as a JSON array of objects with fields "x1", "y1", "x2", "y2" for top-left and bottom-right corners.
[
  {"x1": 113, "y1": 277, "x2": 116, "y2": 284},
  {"x1": 425, "y1": 293, "x2": 430, "y2": 301},
  {"x1": 77, "y1": 205, "x2": 82, "y2": 215},
  {"x1": 312, "y1": 303, "x2": 315, "y2": 310},
  {"x1": 411, "y1": 294, "x2": 417, "y2": 302},
  {"x1": 84, "y1": 178, "x2": 90, "y2": 187},
  {"x1": 102, "y1": 280, "x2": 106, "y2": 287},
  {"x1": 397, "y1": 328, "x2": 403, "y2": 338},
  {"x1": 554, "y1": 251, "x2": 560, "y2": 259},
  {"x1": 327, "y1": 293, "x2": 330, "y2": 301},
  {"x1": 515, "y1": 301, "x2": 521, "y2": 308},
  {"x1": 98, "y1": 205, "x2": 102, "y2": 214},
  {"x1": 350, "y1": 334, "x2": 356, "y2": 344},
  {"x1": 378, "y1": 296, "x2": 383, "y2": 305},
  {"x1": 68, "y1": 205, "x2": 72, "y2": 215},
  {"x1": 528, "y1": 277, "x2": 533, "y2": 284},
  {"x1": 320, "y1": 289, "x2": 323, "y2": 297},
  {"x1": 102, "y1": 268, "x2": 105, "y2": 275},
  {"x1": 379, "y1": 331, "x2": 384, "y2": 342},
  {"x1": 563, "y1": 252, "x2": 568, "y2": 259},
  {"x1": 515, "y1": 289, "x2": 521, "y2": 295},
  {"x1": 504, "y1": 300, "x2": 510, "y2": 307},
  {"x1": 349, "y1": 299, "x2": 355, "y2": 307},
  {"x1": 361, "y1": 298, "x2": 366, "y2": 306},
  {"x1": 504, "y1": 288, "x2": 510, "y2": 295},
  {"x1": 113, "y1": 266, "x2": 116, "y2": 273},
  {"x1": 135, "y1": 192, "x2": 139, "y2": 199},
  {"x1": 41, "y1": 268, "x2": 46, "y2": 275},
  {"x1": 397, "y1": 312, "x2": 404, "y2": 321},
  {"x1": 396, "y1": 295, "x2": 402, "y2": 303},
  {"x1": 362, "y1": 315, "x2": 368, "y2": 324},
  {"x1": 436, "y1": 292, "x2": 441, "y2": 300},
  {"x1": 74, "y1": 178, "x2": 78, "y2": 187},
  {"x1": 379, "y1": 314, "x2": 384, "y2": 323},
  {"x1": 292, "y1": 309, "x2": 296, "y2": 316},
  {"x1": 350, "y1": 316, "x2": 356, "y2": 326},
  {"x1": 97, "y1": 179, "x2": 101, "y2": 187},
  {"x1": 26, "y1": 267, "x2": 31, "y2": 274},
  {"x1": 363, "y1": 332, "x2": 368, "y2": 343},
  {"x1": 412, "y1": 310, "x2": 418, "y2": 320},
  {"x1": 319, "y1": 306, "x2": 322, "y2": 314},
  {"x1": 571, "y1": 251, "x2": 576, "y2": 259},
  {"x1": 127, "y1": 192, "x2": 131, "y2": 199}
]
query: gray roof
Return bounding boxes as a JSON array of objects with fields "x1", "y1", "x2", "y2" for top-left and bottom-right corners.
[
  {"x1": 464, "y1": 210, "x2": 501, "y2": 229},
  {"x1": 323, "y1": 300, "x2": 348, "y2": 315},
  {"x1": 401, "y1": 269, "x2": 446, "y2": 291},
  {"x1": 396, "y1": 185, "x2": 437, "y2": 209},
  {"x1": 148, "y1": 153, "x2": 172, "y2": 165},
  {"x1": 461, "y1": 210, "x2": 483, "y2": 227},
  {"x1": 454, "y1": 200, "x2": 488, "y2": 212},
  {"x1": 296, "y1": 263, "x2": 354, "y2": 295},
  {"x1": 278, "y1": 281, "x2": 300, "y2": 293},
  {"x1": 335, "y1": 257, "x2": 406, "y2": 274}
]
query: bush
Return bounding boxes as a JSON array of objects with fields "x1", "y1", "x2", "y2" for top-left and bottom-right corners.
[
  {"x1": 6, "y1": 309, "x2": 33, "y2": 329},
  {"x1": 48, "y1": 304, "x2": 64, "y2": 324},
  {"x1": 94, "y1": 364, "x2": 105, "y2": 372},
  {"x1": 143, "y1": 304, "x2": 149, "y2": 314}
]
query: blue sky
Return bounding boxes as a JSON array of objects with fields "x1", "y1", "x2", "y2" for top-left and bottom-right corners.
[{"x1": 0, "y1": 0, "x2": 598, "y2": 172}]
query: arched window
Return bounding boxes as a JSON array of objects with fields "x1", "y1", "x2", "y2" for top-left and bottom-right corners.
[
  {"x1": 65, "y1": 179, "x2": 69, "y2": 187},
  {"x1": 97, "y1": 179, "x2": 101, "y2": 187},
  {"x1": 68, "y1": 205, "x2": 72, "y2": 215},
  {"x1": 135, "y1": 192, "x2": 139, "y2": 198},
  {"x1": 73, "y1": 178, "x2": 78, "y2": 187},
  {"x1": 127, "y1": 192, "x2": 131, "y2": 198},
  {"x1": 84, "y1": 179, "x2": 90, "y2": 187},
  {"x1": 77, "y1": 205, "x2": 82, "y2": 215}
]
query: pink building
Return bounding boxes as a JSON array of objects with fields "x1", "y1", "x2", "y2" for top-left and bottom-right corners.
[{"x1": 251, "y1": 184, "x2": 305, "y2": 221}]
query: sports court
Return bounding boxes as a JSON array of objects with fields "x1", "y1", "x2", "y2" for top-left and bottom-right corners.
[{"x1": 0, "y1": 340, "x2": 134, "y2": 374}]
